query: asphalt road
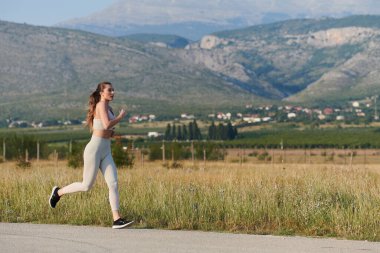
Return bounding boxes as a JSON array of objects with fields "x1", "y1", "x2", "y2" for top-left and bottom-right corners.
[{"x1": 1, "y1": 223, "x2": 379, "y2": 253}]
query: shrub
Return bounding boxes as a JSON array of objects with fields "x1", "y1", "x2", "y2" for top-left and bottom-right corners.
[
  {"x1": 67, "y1": 141, "x2": 85, "y2": 169},
  {"x1": 16, "y1": 158, "x2": 31, "y2": 169},
  {"x1": 257, "y1": 151, "x2": 270, "y2": 161},
  {"x1": 170, "y1": 161, "x2": 183, "y2": 169},
  {"x1": 112, "y1": 139, "x2": 134, "y2": 168}
]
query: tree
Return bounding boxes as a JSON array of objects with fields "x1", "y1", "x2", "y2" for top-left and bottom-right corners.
[
  {"x1": 177, "y1": 125, "x2": 182, "y2": 140},
  {"x1": 188, "y1": 121, "x2": 194, "y2": 140},
  {"x1": 216, "y1": 123, "x2": 225, "y2": 140},
  {"x1": 172, "y1": 123, "x2": 177, "y2": 140},
  {"x1": 208, "y1": 121, "x2": 217, "y2": 140},
  {"x1": 205, "y1": 121, "x2": 238, "y2": 141},
  {"x1": 233, "y1": 126, "x2": 238, "y2": 139},
  {"x1": 193, "y1": 120, "x2": 202, "y2": 140},
  {"x1": 164, "y1": 123, "x2": 172, "y2": 140},
  {"x1": 227, "y1": 121, "x2": 235, "y2": 140},
  {"x1": 182, "y1": 124, "x2": 188, "y2": 140}
]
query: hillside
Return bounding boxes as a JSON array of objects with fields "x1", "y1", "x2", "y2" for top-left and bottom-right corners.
[
  {"x1": 123, "y1": 34, "x2": 190, "y2": 48},
  {"x1": 0, "y1": 21, "x2": 256, "y2": 121},
  {"x1": 179, "y1": 15, "x2": 380, "y2": 103},
  {"x1": 2, "y1": 16, "x2": 380, "y2": 121}
]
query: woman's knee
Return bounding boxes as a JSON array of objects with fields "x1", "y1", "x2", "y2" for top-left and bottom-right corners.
[{"x1": 81, "y1": 183, "x2": 93, "y2": 192}]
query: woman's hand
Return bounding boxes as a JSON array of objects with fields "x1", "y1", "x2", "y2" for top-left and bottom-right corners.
[{"x1": 118, "y1": 108, "x2": 127, "y2": 119}]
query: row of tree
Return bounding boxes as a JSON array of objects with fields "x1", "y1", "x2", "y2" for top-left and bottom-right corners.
[
  {"x1": 164, "y1": 120, "x2": 202, "y2": 140},
  {"x1": 208, "y1": 121, "x2": 238, "y2": 140},
  {"x1": 164, "y1": 120, "x2": 238, "y2": 141}
]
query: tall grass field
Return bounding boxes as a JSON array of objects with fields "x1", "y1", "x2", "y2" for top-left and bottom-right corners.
[{"x1": 1, "y1": 161, "x2": 379, "y2": 241}]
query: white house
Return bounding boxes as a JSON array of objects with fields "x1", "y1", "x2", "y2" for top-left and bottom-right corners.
[
  {"x1": 243, "y1": 117, "x2": 261, "y2": 123},
  {"x1": 357, "y1": 112, "x2": 366, "y2": 117},
  {"x1": 181, "y1": 113, "x2": 195, "y2": 119},
  {"x1": 352, "y1": 101, "x2": 360, "y2": 108},
  {"x1": 148, "y1": 132, "x2": 160, "y2": 138},
  {"x1": 262, "y1": 117, "x2": 272, "y2": 122}
]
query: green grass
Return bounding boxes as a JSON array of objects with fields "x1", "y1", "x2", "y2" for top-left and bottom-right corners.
[
  {"x1": 0, "y1": 125, "x2": 163, "y2": 143},
  {"x1": 232, "y1": 127, "x2": 380, "y2": 148},
  {"x1": 1, "y1": 161, "x2": 379, "y2": 241}
]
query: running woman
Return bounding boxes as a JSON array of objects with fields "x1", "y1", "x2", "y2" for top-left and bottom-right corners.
[{"x1": 49, "y1": 81, "x2": 133, "y2": 229}]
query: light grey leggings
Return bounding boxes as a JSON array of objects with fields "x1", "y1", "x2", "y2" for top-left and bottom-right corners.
[{"x1": 60, "y1": 136, "x2": 119, "y2": 211}]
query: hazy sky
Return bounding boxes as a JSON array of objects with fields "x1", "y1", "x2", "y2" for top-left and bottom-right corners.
[
  {"x1": 2, "y1": 0, "x2": 380, "y2": 26},
  {"x1": 0, "y1": 0, "x2": 117, "y2": 26}
]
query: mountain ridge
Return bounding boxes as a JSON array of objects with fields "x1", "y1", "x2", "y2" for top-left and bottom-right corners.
[
  {"x1": 180, "y1": 15, "x2": 380, "y2": 102},
  {"x1": 57, "y1": 0, "x2": 380, "y2": 40},
  {"x1": 2, "y1": 16, "x2": 380, "y2": 120},
  {"x1": 0, "y1": 20, "x2": 256, "y2": 120}
]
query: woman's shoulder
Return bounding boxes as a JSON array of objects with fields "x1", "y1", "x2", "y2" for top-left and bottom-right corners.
[{"x1": 96, "y1": 101, "x2": 107, "y2": 109}]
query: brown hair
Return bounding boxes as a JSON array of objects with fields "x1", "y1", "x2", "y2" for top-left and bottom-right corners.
[{"x1": 86, "y1": 81, "x2": 112, "y2": 130}]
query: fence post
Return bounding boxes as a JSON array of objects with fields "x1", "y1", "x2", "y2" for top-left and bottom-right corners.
[
  {"x1": 69, "y1": 140, "x2": 72, "y2": 154},
  {"x1": 141, "y1": 149, "x2": 144, "y2": 169},
  {"x1": 25, "y1": 149, "x2": 29, "y2": 162},
  {"x1": 281, "y1": 146, "x2": 285, "y2": 164},
  {"x1": 223, "y1": 142, "x2": 226, "y2": 163},
  {"x1": 171, "y1": 145, "x2": 174, "y2": 163},
  {"x1": 350, "y1": 149, "x2": 354, "y2": 169},
  {"x1": 191, "y1": 141, "x2": 194, "y2": 165},
  {"x1": 203, "y1": 145, "x2": 206, "y2": 168},
  {"x1": 239, "y1": 148, "x2": 242, "y2": 166},
  {"x1": 3, "y1": 139, "x2": 5, "y2": 162},
  {"x1": 162, "y1": 140, "x2": 166, "y2": 163},
  {"x1": 54, "y1": 150, "x2": 58, "y2": 167},
  {"x1": 344, "y1": 147, "x2": 347, "y2": 165},
  {"x1": 243, "y1": 147, "x2": 246, "y2": 164},
  {"x1": 37, "y1": 141, "x2": 40, "y2": 162},
  {"x1": 304, "y1": 147, "x2": 307, "y2": 163},
  {"x1": 309, "y1": 148, "x2": 312, "y2": 164}
]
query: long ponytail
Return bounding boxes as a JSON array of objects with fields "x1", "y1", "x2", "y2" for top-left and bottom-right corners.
[{"x1": 86, "y1": 81, "x2": 112, "y2": 130}]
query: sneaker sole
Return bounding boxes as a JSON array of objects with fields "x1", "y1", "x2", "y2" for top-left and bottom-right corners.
[
  {"x1": 112, "y1": 220, "x2": 134, "y2": 229},
  {"x1": 49, "y1": 186, "x2": 58, "y2": 208}
]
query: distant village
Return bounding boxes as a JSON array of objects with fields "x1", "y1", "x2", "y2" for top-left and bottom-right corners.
[
  {"x1": 5, "y1": 98, "x2": 379, "y2": 129},
  {"x1": 237, "y1": 99, "x2": 378, "y2": 125}
]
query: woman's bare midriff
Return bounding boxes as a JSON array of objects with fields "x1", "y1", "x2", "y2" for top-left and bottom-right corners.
[{"x1": 92, "y1": 129, "x2": 115, "y2": 139}]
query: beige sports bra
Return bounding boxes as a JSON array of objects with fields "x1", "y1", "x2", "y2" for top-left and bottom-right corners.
[{"x1": 93, "y1": 110, "x2": 115, "y2": 130}]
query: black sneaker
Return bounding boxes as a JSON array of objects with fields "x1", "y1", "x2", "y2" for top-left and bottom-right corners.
[
  {"x1": 49, "y1": 186, "x2": 61, "y2": 208},
  {"x1": 112, "y1": 218, "x2": 134, "y2": 229}
]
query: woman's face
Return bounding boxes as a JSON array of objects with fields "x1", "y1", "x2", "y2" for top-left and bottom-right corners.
[{"x1": 101, "y1": 84, "x2": 115, "y2": 101}]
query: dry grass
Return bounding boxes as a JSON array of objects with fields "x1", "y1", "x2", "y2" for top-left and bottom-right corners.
[{"x1": 0, "y1": 160, "x2": 379, "y2": 241}]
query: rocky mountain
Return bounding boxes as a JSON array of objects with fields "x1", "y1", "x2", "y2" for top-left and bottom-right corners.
[
  {"x1": 0, "y1": 21, "x2": 256, "y2": 121},
  {"x1": 57, "y1": 0, "x2": 380, "y2": 40},
  {"x1": 2, "y1": 15, "x2": 380, "y2": 120},
  {"x1": 178, "y1": 15, "x2": 380, "y2": 103}
]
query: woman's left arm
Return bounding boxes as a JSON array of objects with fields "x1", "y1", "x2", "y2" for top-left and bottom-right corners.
[{"x1": 98, "y1": 102, "x2": 126, "y2": 130}]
